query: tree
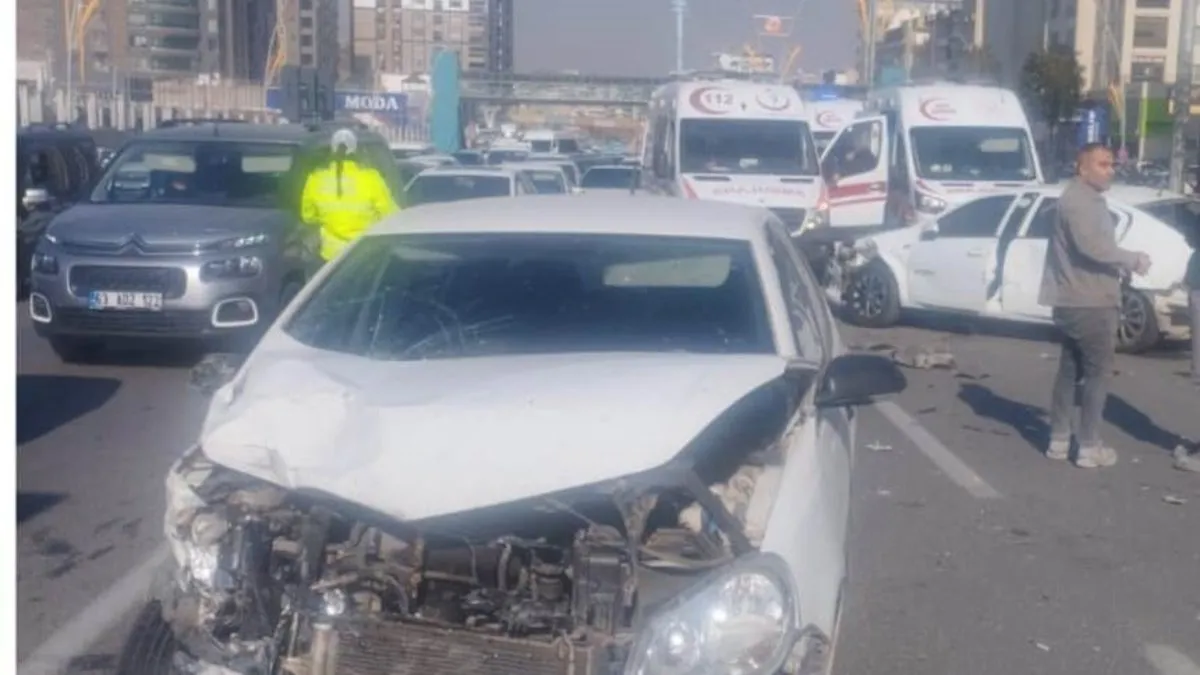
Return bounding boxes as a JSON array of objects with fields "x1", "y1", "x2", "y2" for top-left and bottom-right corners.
[{"x1": 1020, "y1": 46, "x2": 1083, "y2": 167}]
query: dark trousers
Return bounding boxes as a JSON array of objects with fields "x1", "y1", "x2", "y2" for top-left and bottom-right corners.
[{"x1": 1050, "y1": 307, "x2": 1118, "y2": 448}]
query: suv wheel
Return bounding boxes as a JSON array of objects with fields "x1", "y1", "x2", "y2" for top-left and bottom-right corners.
[{"x1": 48, "y1": 336, "x2": 102, "y2": 364}]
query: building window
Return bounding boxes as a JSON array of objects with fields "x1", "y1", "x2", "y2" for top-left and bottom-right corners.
[
  {"x1": 301, "y1": 53, "x2": 313, "y2": 65},
  {"x1": 301, "y1": 16, "x2": 313, "y2": 28},
  {"x1": 301, "y1": 34, "x2": 313, "y2": 46},
  {"x1": 1135, "y1": 0, "x2": 1170, "y2": 7},
  {"x1": 300, "y1": 0, "x2": 312, "y2": 8},
  {"x1": 1133, "y1": 16, "x2": 1170, "y2": 48},
  {"x1": 1049, "y1": 0, "x2": 1058, "y2": 17},
  {"x1": 432, "y1": 30, "x2": 443, "y2": 41}
]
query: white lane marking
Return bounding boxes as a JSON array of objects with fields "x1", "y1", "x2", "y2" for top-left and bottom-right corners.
[
  {"x1": 1145, "y1": 644, "x2": 1200, "y2": 675},
  {"x1": 18, "y1": 545, "x2": 170, "y2": 675},
  {"x1": 874, "y1": 400, "x2": 1002, "y2": 499}
]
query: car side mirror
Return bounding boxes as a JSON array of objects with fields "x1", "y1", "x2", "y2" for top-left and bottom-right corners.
[
  {"x1": 22, "y1": 187, "x2": 52, "y2": 210},
  {"x1": 919, "y1": 228, "x2": 938, "y2": 241},
  {"x1": 814, "y1": 353, "x2": 907, "y2": 408}
]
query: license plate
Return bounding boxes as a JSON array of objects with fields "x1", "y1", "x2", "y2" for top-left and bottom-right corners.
[{"x1": 87, "y1": 290, "x2": 163, "y2": 311}]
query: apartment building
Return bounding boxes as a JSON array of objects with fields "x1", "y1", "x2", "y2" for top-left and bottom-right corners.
[
  {"x1": 277, "y1": 0, "x2": 341, "y2": 75},
  {"x1": 352, "y1": 0, "x2": 511, "y2": 80}
]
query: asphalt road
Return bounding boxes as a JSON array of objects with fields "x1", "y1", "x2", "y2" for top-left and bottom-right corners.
[{"x1": 15, "y1": 304, "x2": 1200, "y2": 674}]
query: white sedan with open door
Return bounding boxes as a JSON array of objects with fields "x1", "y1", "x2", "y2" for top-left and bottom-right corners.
[
  {"x1": 832, "y1": 185, "x2": 1194, "y2": 352},
  {"x1": 125, "y1": 195, "x2": 908, "y2": 675}
]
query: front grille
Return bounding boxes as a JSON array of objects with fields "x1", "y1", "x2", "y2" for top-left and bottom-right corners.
[
  {"x1": 69, "y1": 265, "x2": 187, "y2": 299},
  {"x1": 332, "y1": 621, "x2": 603, "y2": 675},
  {"x1": 770, "y1": 207, "x2": 808, "y2": 230},
  {"x1": 55, "y1": 308, "x2": 211, "y2": 334}
]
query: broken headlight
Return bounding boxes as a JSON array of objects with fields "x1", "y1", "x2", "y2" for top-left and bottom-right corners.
[
  {"x1": 164, "y1": 448, "x2": 233, "y2": 591},
  {"x1": 624, "y1": 553, "x2": 798, "y2": 675}
]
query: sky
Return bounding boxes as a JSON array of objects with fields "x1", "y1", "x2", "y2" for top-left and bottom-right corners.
[{"x1": 513, "y1": 0, "x2": 857, "y2": 77}]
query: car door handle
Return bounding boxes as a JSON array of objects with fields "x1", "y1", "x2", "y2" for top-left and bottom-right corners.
[{"x1": 966, "y1": 248, "x2": 985, "y2": 258}]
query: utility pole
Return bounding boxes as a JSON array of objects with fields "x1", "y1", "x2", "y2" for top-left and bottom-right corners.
[
  {"x1": 1169, "y1": 0, "x2": 1197, "y2": 193},
  {"x1": 865, "y1": 0, "x2": 877, "y2": 88},
  {"x1": 671, "y1": 0, "x2": 686, "y2": 73}
]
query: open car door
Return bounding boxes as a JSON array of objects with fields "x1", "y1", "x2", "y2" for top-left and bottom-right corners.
[
  {"x1": 906, "y1": 194, "x2": 1017, "y2": 313},
  {"x1": 821, "y1": 115, "x2": 889, "y2": 230}
]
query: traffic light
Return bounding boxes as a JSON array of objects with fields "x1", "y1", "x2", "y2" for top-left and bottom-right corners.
[{"x1": 280, "y1": 66, "x2": 335, "y2": 123}]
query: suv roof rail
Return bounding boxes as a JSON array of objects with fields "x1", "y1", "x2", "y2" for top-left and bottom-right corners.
[{"x1": 157, "y1": 118, "x2": 247, "y2": 128}]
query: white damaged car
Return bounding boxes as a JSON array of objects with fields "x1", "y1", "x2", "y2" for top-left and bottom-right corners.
[
  {"x1": 132, "y1": 194, "x2": 906, "y2": 675},
  {"x1": 832, "y1": 185, "x2": 1195, "y2": 352}
]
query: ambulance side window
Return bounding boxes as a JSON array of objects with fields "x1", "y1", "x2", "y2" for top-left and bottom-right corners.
[{"x1": 823, "y1": 119, "x2": 882, "y2": 180}]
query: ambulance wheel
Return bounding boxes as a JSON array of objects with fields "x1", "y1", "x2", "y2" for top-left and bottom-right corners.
[
  {"x1": 844, "y1": 260, "x2": 901, "y2": 328},
  {"x1": 1116, "y1": 287, "x2": 1160, "y2": 354}
]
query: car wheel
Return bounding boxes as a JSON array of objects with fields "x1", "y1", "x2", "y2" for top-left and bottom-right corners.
[
  {"x1": 1116, "y1": 288, "x2": 1160, "y2": 354},
  {"x1": 48, "y1": 336, "x2": 102, "y2": 364},
  {"x1": 114, "y1": 601, "x2": 179, "y2": 675},
  {"x1": 843, "y1": 260, "x2": 901, "y2": 328}
]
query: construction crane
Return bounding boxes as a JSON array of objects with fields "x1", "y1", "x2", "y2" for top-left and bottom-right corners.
[
  {"x1": 66, "y1": 0, "x2": 103, "y2": 81},
  {"x1": 265, "y1": 0, "x2": 290, "y2": 85}
]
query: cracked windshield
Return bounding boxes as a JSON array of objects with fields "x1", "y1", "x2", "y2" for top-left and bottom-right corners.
[{"x1": 13, "y1": 0, "x2": 1200, "y2": 674}]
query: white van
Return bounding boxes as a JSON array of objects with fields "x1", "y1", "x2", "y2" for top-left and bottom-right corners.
[
  {"x1": 810, "y1": 98, "x2": 864, "y2": 154},
  {"x1": 640, "y1": 77, "x2": 828, "y2": 237},
  {"x1": 820, "y1": 83, "x2": 1043, "y2": 237},
  {"x1": 524, "y1": 129, "x2": 582, "y2": 154}
]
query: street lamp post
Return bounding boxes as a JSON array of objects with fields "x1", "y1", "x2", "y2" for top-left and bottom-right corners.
[{"x1": 671, "y1": 0, "x2": 686, "y2": 73}]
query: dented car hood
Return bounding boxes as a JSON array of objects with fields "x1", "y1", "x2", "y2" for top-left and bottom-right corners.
[{"x1": 200, "y1": 340, "x2": 789, "y2": 522}]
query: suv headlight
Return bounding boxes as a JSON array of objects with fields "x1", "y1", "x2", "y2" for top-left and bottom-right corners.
[
  {"x1": 214, "y1": 233, "x2": 269, "y2": 250},
  {"x1": 31, "y1": 252, "x2": 58, "y2": 275},
  {"x1": 202, "y1": 256, "x2": 263, "y2": 280},
  {"x1": 625, "y1": 554, "x2": 798, "y2": 675}
]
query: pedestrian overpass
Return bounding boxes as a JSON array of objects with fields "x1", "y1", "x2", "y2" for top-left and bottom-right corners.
[{"x1": 458, "y1": 71, "x2": 671, "y2": 106}]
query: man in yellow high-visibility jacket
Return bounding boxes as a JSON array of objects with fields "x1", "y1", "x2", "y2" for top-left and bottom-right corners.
[{"x1": 301, "y1": 129, "x2": 399, "y2": 262}]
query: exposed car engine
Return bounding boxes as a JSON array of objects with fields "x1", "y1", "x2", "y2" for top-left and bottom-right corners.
[{"x1": 161, "y1": 427, "x2": 799, "y2": 675}]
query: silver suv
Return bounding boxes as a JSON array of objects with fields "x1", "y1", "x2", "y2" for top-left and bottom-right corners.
[{"x1": 28, "y1": 120, "x2": 402, "y2": 363}]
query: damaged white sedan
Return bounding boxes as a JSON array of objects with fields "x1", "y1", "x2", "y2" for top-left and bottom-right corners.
[{"x1": 135, "y1": 194, "x2": 906, "y2": 675}]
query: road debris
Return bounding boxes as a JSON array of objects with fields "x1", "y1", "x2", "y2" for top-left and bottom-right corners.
[
  {"x1": 1033, "y1": 641, "x2": 1051, "y2": 652},
  {"x1": 890, "y1": 343, "x2": 956, "y2": 370},
  {"x1": 865, "y1": 441, "x2": 893, "y2": 452},
  {"x1": 1162, "y1": 495, "x2": 1188, "y2": 506}
]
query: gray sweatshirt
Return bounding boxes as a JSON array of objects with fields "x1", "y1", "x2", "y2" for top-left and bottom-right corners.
[{"x1": 1038, "y1": 179, "x2": 1141, "y2": 308}]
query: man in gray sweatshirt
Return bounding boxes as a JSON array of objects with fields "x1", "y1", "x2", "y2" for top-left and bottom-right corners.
[{"x1": 1039, "y1": 143, "x2": 1151, "y2": 469}]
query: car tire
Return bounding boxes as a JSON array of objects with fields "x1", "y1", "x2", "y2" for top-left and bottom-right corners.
[
  {"x1": 1116, "y1": 287, "x2": 1160, "y2": 354},
  {"x1": 114, "y1": 600, "x2": 178, "y2": 675},
  {"x1": 843, "y1": 260, "x2": 902, "y2": 328},
  {"x1": 48, "y1": 336, "x2": 102, "y2": 364}
]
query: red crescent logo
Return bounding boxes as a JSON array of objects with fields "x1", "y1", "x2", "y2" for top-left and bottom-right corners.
[
  {"x1": 816, "y1": 110, "x2": 841, "y2": 128},
  {"x1": 756, "y1": 90, "x2": 790, "y2": 111},
  {"x1": 689, "y1": 86, "x2": 732, "y2": 115},
  {"x1": 918, "y1": 98, "x2": 956, "y2": 121}
]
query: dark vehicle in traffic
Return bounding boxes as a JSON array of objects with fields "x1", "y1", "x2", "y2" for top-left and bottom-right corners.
[
  {"x1": 17, "y1": 124, "x2": 102, "y2": 297},
  {"x1": 27, "y1": 120, "x2": 402, "y2": 363},
  {"x1": 580, "y1": 165, "x2": 639, "y2": 190}
]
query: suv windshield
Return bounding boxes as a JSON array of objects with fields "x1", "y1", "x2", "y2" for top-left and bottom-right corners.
[
  {"x1": 680, "y1": 119, "x2": 820, "y2": 176},
  {"x1": 91, "y1": 140, "x2": 296, "y2": 207},
  {"x1": 1141, "y1": 199, "x2": 1200, "y2": 245},
  {"x1": 581, "y1": 167, "x2": 636, "y2": 189},
  {"x1": 284, "y1": 233, "x2": 773, "y2": 360},
  {"x1": 909, "y1": 127, "x2": 1037, "y2": 182},
  {"x1": 407, "y1": 174, "x2": 512, "y2": 204},
  {"x1": 523, "y1": 169, "x2": 566, "y2": 193}
]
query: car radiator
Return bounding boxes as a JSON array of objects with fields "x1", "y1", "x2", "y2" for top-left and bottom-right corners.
[{"x1": 324, "y1": 621, "x2": 603, "y2": 675}]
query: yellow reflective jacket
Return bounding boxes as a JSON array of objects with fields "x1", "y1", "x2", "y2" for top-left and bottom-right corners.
[{"x1": 300, "y1": 159, "x2": 400, "y2": 261}]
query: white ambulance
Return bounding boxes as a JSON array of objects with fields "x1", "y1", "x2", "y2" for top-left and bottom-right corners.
[
  {"x1": 810, "y1": 98, "x2": 864, "y2": 154},
  {"x1": 820, "y1": 82, "x2": 1043, "y2": 236},
  {"x1": 640, "y1": 77, "x2": 829, "y2": 237}
]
